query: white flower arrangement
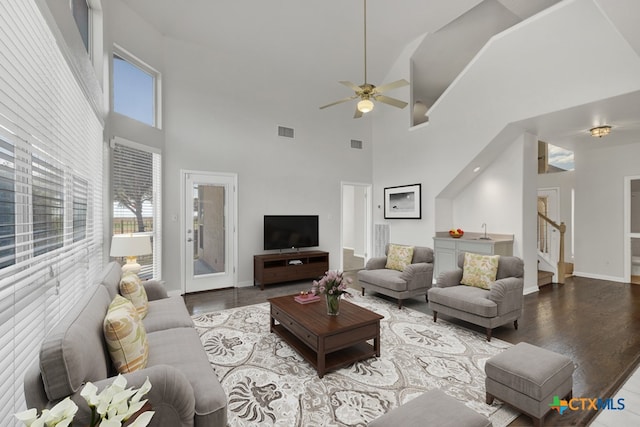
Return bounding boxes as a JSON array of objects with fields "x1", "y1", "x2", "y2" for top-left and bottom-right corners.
[{"x1": 15, "y1": 375, "x2": 154, "y2": 427}]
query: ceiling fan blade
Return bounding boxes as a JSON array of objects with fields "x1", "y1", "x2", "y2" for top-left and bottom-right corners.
[
  {"x1": 319, "y1": 95, "x2": 358, "y2": 110},
  {"x1": 340, "y1": 81, "x2": 363, "y2": 93},
  {"x1": 353, "y1": 107, "x2": 363, "y2": 119},
  {"x1": 373, "y1": 79, "x2": 409, "y2": 94},
  {"x1": 374, "y1": 95, "x2": 408, "y2": 109}
]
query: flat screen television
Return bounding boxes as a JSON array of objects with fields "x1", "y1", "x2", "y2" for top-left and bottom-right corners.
[{"x1": 264, "y1": 215, "x2": 319, "y2": 251}]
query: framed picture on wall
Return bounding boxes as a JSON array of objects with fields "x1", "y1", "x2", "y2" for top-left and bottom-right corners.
[{"x1": 384, "y1": 184, "x2": 421, "y2": 219}]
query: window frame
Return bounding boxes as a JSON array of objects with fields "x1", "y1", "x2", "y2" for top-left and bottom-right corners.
[
  {"x1": 110, "y1": 137, "x2": 162, "y2": 280},
  {"x1": 112, "y1": 45, "x2": 162, "y2": 129}
]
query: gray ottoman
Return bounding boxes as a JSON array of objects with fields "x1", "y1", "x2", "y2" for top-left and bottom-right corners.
[
  {"x1": 485, "y1": 342, "x2": 574, "y2": 427},
  {"x1": 368, "y1": 389, "x2": 492, "y2": 427}
]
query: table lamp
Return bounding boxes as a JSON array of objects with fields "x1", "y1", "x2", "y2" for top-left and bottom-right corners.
[{"x1": 110, "y1": 234, "x2": 152, "y2": 274}]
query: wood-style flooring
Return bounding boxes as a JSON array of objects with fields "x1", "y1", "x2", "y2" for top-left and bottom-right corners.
[{"x1": 183, "y1": 275, "x2": 640, "y2": 427}]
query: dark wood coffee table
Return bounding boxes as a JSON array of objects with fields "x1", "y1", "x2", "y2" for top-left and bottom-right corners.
[{"x1": 268, "y1": 294, "x2": 383, "y2": 378}]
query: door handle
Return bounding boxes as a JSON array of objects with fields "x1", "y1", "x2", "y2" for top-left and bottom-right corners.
[{"x1": 187, "y1": 238, "x2": 193, "y2": 242}]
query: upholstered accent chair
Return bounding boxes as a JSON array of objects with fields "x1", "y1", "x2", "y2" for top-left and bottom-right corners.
[
  {"x1": 358, "y1": 244, "x2": 434, "y2": 309},
  {"x1": 428, "y1": 252, "x2": 524, "y2": 341}
]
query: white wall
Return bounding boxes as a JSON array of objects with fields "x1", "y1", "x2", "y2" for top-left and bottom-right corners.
[
  {"x1": 574, "y1": 143, "x2": 640, "y2": 281},
  {"x1": 161, "y1": 38, "x2": 372, "y2": 289},
  {"x1": 371, "y1": 0, "x2": 640, "y2": 290},
  {"x1": 342, "y1": 185, "x2": 355, "y2": 249},
  {"x1": 353, "y1": 186, "x2": 366, "y2": 257},
  {"x1": 104, "y1": 1, "x2": 372, "y2": 291},
  {"x1": 342, "y1": 185, "x2": 366, "y2": 257},
  {"x1": 453, "y1": 139, "x2": 524, "y2": 239}
]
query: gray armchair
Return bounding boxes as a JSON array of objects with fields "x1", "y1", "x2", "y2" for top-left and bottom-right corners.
[
  {"x1": 358, "y1": 244, "x2": 434, "y2": 309},
  {"x1": 428, "y1": 253, "x2": 524, "y2": 341}
]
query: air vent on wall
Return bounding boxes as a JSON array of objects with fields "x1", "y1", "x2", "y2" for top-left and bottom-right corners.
[
  {"x1": 350, "y1": 139, "x2": 363, "y2": 149},
  {"x1": 278, "y1": 126, "x2": 294, "y2": 138}
]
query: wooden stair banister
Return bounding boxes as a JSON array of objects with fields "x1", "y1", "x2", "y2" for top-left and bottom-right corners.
[{"x1": 537, "y1": 212, "x2": 566, "y2": 284}]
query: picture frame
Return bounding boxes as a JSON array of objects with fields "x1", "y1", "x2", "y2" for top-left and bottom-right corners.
[{"x1": 384, "y1": 184, "x2": 421, "y2": 219}]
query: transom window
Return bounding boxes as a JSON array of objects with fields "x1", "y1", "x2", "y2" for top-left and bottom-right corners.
[
  {"x1": 113, "y1": 48, "x2": 160, "y2": 128},
  {"x1": 71, "y1": 0, "x2": 90, "y2": 52}
]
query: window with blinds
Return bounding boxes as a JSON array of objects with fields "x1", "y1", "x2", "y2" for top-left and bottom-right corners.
[
  {"x1": 111, "y1": 139, "x2": 162, "y2": 280},
  {"x1": 0, "y1": 0, "x2": 104, "y2": 424}
]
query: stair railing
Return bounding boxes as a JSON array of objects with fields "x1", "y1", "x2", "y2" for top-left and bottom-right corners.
[{"x1": 537, "y1": 212, "x2": 566, "y2": 284}]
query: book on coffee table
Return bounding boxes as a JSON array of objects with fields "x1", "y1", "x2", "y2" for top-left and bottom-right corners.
[{"x1": 294, "y1": 294, "x2": 320, "y2": 304}]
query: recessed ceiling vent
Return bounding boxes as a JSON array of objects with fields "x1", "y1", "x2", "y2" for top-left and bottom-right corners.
[
  {"x1": 278, "y1": 126, "x2": 294, "y2": 138},
  {"x1": 350, "y1": 139, "x2": 363, "y2": 149}
]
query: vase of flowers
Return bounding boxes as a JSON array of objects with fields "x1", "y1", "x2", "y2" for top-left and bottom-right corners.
[{"x1": 311, "y1": 270, "x2": 352, "y2": 316}]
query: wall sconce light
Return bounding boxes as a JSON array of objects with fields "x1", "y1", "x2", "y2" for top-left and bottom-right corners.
[{"x1": 590, "y1": 125, "x2": 612, "y2": 138}]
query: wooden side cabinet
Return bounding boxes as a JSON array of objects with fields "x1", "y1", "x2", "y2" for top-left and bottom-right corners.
[{"x1": 254, "y1": 251, "x2": 329, "y2": 290}]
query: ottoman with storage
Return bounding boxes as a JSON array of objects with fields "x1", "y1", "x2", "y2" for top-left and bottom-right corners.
[
  {"x1": 485, "y1": 342, "x2": 574, "y2": 427},
  {"x1": 368, "y1": 388, "x2": 492, "y2": 427}
]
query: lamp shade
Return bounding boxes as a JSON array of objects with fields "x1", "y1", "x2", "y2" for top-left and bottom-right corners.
[{"x1": 110, "y1": 234, "x2": 152, "y2": 257}]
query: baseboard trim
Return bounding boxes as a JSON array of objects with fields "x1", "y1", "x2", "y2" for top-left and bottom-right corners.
[
  {"x1": 237, "y1": 280, "x2": 254, "y2": 288},
  {"x1": 573, "y1": 271, "x2": 626, "y2": 283},
  {"x1": 523, "y1": 285, "x2": 539, "y2": 295}
]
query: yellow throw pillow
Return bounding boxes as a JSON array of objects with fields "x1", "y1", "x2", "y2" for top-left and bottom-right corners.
[
  {"x1": 119, "y1": 272, "x2": 149, "y2": 319},
  {"x1": 104, "y1": 295, "x2": 149, "y2": 374},
  {"x1": 385, "y1": 244, "x2": 415, "y2": 271},
  {"x1": 460, "y1": 252, "x2": 500, "y2": 290}
]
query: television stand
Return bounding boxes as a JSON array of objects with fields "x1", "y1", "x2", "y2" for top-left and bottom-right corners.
[{"x1": 254, "y1": 250, "x2": 329, "y2": 290}]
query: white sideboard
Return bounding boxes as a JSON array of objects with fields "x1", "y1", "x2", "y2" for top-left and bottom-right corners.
[{"x1": 433, "y1": 233, "x2": 514, "y2": 279}]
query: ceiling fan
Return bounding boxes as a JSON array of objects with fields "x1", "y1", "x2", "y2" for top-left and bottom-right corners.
[{"x1": 320, "y1": 0, "x2": 409, "y2": 119}]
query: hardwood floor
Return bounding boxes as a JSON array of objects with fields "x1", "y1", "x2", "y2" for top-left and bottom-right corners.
[{"x1": 183, "y1": 275, "x2": 640, "y2": 426}]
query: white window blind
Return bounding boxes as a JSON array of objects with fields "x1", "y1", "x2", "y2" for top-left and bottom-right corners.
[
  {"x1": 0, "y1": 1, "x2": 104, "y2": 425},
  {"x1": 111, "y1": 139, "x2": 162, "y2": 280}
]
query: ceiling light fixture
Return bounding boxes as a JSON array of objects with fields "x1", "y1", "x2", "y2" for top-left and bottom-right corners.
[
  {"x1": 473, "y1": 166, "x2": 481, "y2": 173},
  {"x1": 319, "y1": 0, "x2": 409, "y2": 118},
  {"x1": 357, "y1": 99, "x2": 374, "y2": 113},
  {"x1": 590, "y1": 125, "x2": 612, "y2": 138}
]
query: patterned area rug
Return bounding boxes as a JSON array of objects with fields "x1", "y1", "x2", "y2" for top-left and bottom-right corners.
[{"x1": 192, "y1": 293, "x2": 519, "y2": 427}]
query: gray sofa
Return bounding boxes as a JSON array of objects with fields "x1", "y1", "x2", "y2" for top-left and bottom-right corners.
[
  {"x1": 23, "y1": 262, "x2": 227, "y2": 427},
  {"x1": 428, "y1": 253, "x2": 524, "y2": 341},
  {"x1": 358, "y1": 244, "x2": 434, "y2": 308}
]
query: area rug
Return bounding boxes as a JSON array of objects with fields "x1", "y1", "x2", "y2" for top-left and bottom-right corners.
[{"x1": 192, "y1": 293, "x2": 519, "y2": 427}]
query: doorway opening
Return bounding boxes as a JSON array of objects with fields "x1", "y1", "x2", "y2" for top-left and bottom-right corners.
[
  {"x1": 625, "y1": 176, "x2": 640, "y2": 284},
  {"x1": 341, "y1": 183, "x2": 372, "y2": 272}
]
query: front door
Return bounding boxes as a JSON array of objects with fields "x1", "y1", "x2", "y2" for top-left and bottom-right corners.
[{"x1": 183, "y1": 171, "x2": 237, "y2": 292}]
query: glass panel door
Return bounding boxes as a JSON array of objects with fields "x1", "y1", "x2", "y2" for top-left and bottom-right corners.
[{"x1": 184, "y1": 172, "x2": 236, "y2": 292}]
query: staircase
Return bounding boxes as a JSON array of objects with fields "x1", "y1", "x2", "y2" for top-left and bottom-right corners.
[
  {"x1": 538, "y1": 270, "x2": 554, "y2": 287},
  {"x1": 537, "y1": 212, "x2": 568, "y2": 286}
]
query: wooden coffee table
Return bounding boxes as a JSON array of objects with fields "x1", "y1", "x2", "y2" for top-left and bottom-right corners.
[{"x1": 268, "y1": 294, "x2": 383, "y2": 378}]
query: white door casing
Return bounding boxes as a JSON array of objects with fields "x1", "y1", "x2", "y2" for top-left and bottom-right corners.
[{"x1": 181, "y1": 171, "x2": 237, "y2": 293}]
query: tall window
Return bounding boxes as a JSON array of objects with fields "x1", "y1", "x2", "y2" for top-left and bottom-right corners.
[
  {"x1": 112, "y1": 48, "x2": 160, "y2": 128},
  {"x1": 0, "y1": 1, "x2": 104, "y2": 423},
  {"x1": 71, "y1": 0, "x2": 90, "y2": 52},
  {"x1": 0, "y1": 137, "x2": 15, "y2": 269},
  {"x1": 32, "y1": 154, "x2": 64, "y2": 256},
  {"x1": 112, "y1": 139, "x2": 162, "y2": 280}
]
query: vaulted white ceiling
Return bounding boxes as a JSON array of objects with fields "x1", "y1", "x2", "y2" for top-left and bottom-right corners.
[{"x1": 121, "y1": 0, "x2": 640, "y2": 153}]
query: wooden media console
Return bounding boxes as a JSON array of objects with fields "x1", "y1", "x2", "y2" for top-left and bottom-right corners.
[{"x1": 253, "y1": 250, "x2": 329, "y2": 290}]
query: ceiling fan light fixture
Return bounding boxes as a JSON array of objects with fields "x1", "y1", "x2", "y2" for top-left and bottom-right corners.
[
  {"x1": 357, "y1": 99, "x2": 374, "y2": 113},
  {"x1": 590, "y1": 125, "x2": 611, "y2": 138}
]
